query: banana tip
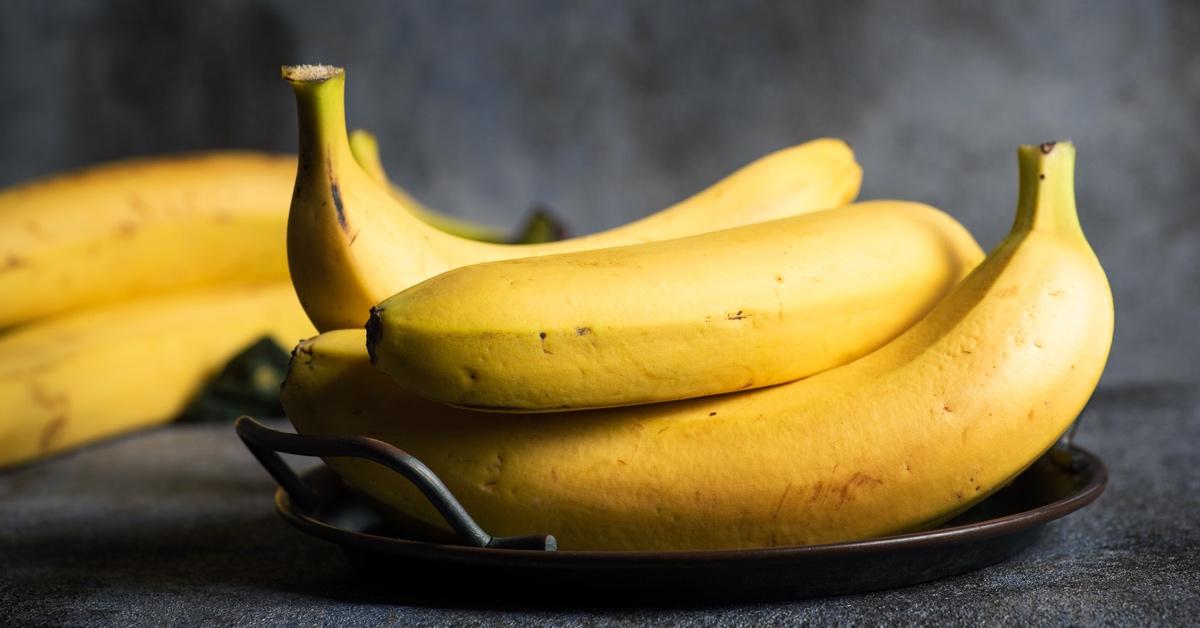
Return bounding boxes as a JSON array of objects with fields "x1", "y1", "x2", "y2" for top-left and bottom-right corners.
[{"x1": 365, "y1": 307, "x2": 382, "y2": 364}]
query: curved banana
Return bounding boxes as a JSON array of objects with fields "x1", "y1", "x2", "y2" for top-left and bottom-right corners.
[
  {"x1": 0, "y1": 283, "x2": 314, "y2": 468},
  {"x1": 367, "y1": 201, "x2": 984, "y2": 411},
  {"x1": 283, "y1": 64, "x2": 863, "y2": 331},
  {"x1": 282, "y1": 142, "x2": 1112, "y2": 550},
  {"x1": 0, "y1": 152, "x2": 296, "y2": 328},
  {"x1": 349, "y1": 129, "x2": 564, "y2": 245},
  {"x1": 0, "y1": 135, "x2": 561, "y2": 329},
  {"x1": 349, "y1": 129, "x2": 506, "y2": 243}
]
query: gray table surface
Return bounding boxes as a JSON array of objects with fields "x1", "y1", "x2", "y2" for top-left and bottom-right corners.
[{"x1": 3, "y1": 383, "x2": 1197, "y2": 626}]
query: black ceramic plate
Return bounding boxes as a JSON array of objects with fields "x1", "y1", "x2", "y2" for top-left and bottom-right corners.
[{"x1": 269, "y1": 445, "x2": 1106, "y2": 605}]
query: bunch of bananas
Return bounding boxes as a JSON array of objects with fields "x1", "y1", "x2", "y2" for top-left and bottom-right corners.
[
  {"x1": 278, "y1": 66, "x2": 1113, "y2": 551},
  {"x1": 3, "y1": 61, "x2": 1113, "y2": 555},
  {"x1": 0, "y1": 121, "x2": 559, "y2": 467}
]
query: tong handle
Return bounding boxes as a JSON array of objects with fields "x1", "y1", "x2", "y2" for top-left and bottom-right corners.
[{"x1": 235, "y1": 416, "x2": 555, "y2": 551}]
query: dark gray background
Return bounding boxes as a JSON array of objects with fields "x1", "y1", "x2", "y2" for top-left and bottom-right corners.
[{"x1": 2, "y1": 0, "x2": 1196, "y2": 386}]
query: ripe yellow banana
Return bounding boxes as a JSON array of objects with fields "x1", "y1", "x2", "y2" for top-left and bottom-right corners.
[
  {"x1": 283, "y1": 64, "x2": 863, "y2": 331},
  {"x1": 281, "y1": 142, "x2": 1112, "y2": 550},
  {"x1": 367, "y1": 201, "x2": 984, "y2": 411},
  {"x1": 349, "y1": 129, "x2": 564, "y2": 245},
  {"x1": 0, "y1": 153, "x2": 296, "y2": 328},
  {"x1": 0, "y1": 136, "x2": 557, "y2": 329},
  {"x1": 0, "y1": 283, "x2": 315, "y2": 468},
  {"x1": 350, "y1": 129, "x2": 503, "y2": 243}
]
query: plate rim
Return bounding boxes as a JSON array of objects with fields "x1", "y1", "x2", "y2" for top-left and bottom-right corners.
[{"x1": 274, "y1": 445, "x2": 1107, "y2": 564}]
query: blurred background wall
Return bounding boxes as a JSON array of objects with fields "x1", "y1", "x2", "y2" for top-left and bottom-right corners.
[{"x1": 1, "y1": 0, "x2": 1196, "y2": 387}]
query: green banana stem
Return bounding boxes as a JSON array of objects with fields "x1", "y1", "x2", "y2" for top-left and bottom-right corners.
[
  {"x1": 1012, "y1": 141, "x2": 1085, "y2": 241},
  {"x1": 284, "y1": 65, "x2": 354, "y2": 184}
]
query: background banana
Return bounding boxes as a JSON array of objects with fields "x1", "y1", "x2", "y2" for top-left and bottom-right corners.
[
  {"x1": 282, "y1": 142, "x2": 1111, "y2": 551},
  {"x1": 0, "y1": 131, "x2": 568, "y2": 466},
  {"x1": 0, "y1": 153, "x2": 295, "y2": 328},
  {"x1": 283, "y1": 64, "x2": 863, "y2": 331},
  {"x1": 367, "y1": 201, "x2": 983, "y2": 411},
  {"x1": 0, "y1": 135, "x2": 562, "y2": 330},
  {"x1": 0, "y1": 283, "x2": 314, "y2": 468},
  {"x1": 350, "y1": 129, "x2": 561, "y2": 244}
]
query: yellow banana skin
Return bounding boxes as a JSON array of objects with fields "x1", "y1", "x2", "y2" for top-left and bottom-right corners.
[
  {"x1": 350, "y1": 129, "x2": 564, "y2": 245},
  {"x1": 367, "y1": 201, "x2": 984, "y2": 411},
  {"x1": 283, "y1": 64, "x2": 863, "y2": 331},
  {"x1": 282, "y1": 142, "x2": 1112, "y2": 551},
  {"x1": 0, "y1": 137, "x2": 545, "y2": 329},
  {"x1": 0, "y1": 153, "x2": 296, "y2": 328},
  {"x1": 349, "y1": 129, "x2": 509, "y2": 243},
  {"x1": 0, "y1": 283, "x2": 315, "y2": 468}
]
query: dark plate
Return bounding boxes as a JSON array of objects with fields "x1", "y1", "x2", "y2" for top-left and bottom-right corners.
[{"x1": 271, "y1": 446, "x2": 1106, "y2": 605}]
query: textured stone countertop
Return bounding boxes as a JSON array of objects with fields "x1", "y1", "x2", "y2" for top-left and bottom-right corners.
[{"x1": 3, "y1": 383, "x2": 1197, "y2": 625}]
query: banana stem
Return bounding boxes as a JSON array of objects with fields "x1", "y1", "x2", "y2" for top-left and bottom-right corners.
[
  {"x1": 283, "y1": 65, "x2": 354, "y2": 179},
  {"x1": 1011, "y1": 141, "x2": 1085, "y2": 240}
]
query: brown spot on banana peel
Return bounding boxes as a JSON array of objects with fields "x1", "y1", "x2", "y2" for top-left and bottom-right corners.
[
  {"x1": 30, "y1": 384, "x2": 69, "y2": 413},
  {"x1": 2, "y1": 254, "x2": 26, "y2": 271},
  {"x1": 25, "y1": 221, "x2": 46, "y2": 238},
  {"x1": 771, "y1": 483, "x2": 793, "y2": 519},
  {"x1": 836, "y1": 472, "x2": 883, "y2": 506},
  {"x1": 128, "y1": 195, "x2": 151, "y2": 217},
  {"x1": 40, "y1": 415, "x2": 67, "y2": 451}
]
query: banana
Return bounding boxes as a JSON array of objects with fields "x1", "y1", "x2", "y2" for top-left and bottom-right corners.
[
  {"x1": 0, "y1": 283, "x2": 315, "y2": 468},
  {"x1": 283, "y1": 64, "x2": 863, "y2": 331},
  {"x1": 350, "y1": 129, "x2": 505, "y2": 243},
  {"x1": 349, "y1": 129, "x2": 564, "y2": 245},
  {"x1": 0, "y1": 135, "x2": 558, "y2": 329},
  {"x1": 281, "y1": 142, "x2": 1112, "y2": 550},
  {"x1": 367, "y1": 201, "x2": 984, "y2": 411},
  {"x1": 0, "y1": 152, "x2": 297, "y2": 328}
]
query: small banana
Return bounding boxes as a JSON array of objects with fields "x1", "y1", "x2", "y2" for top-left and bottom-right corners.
[
  {"x1": 367, "y1": 201, "x2": 983, "y2": 411},
  {"x1": 282, "y1": 142, "x2": 1112, "y2": 550},
  {"x1": 283, "y1": 64, "x2": 863, "y2": 331},
  {"x1": 0, "y1": 283, "x2": 315, "y2": 468}
]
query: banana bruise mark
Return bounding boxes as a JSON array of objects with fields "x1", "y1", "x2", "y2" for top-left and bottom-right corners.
[
  {"x1": 41, "y1": 416, "x2": 67, "y2": 450},
  {"x1": 771, "y1": 482, "x2": 793, "y2": 519},
  {"x1": 30, "y1": 383, "x2": 71, "y2": 451},
  {"x1": 2, "y1": 254, "x2": 26, "y2": 271},
  {"x1": 330, "y1": 179, "x2": 349, "y2": 233}
]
